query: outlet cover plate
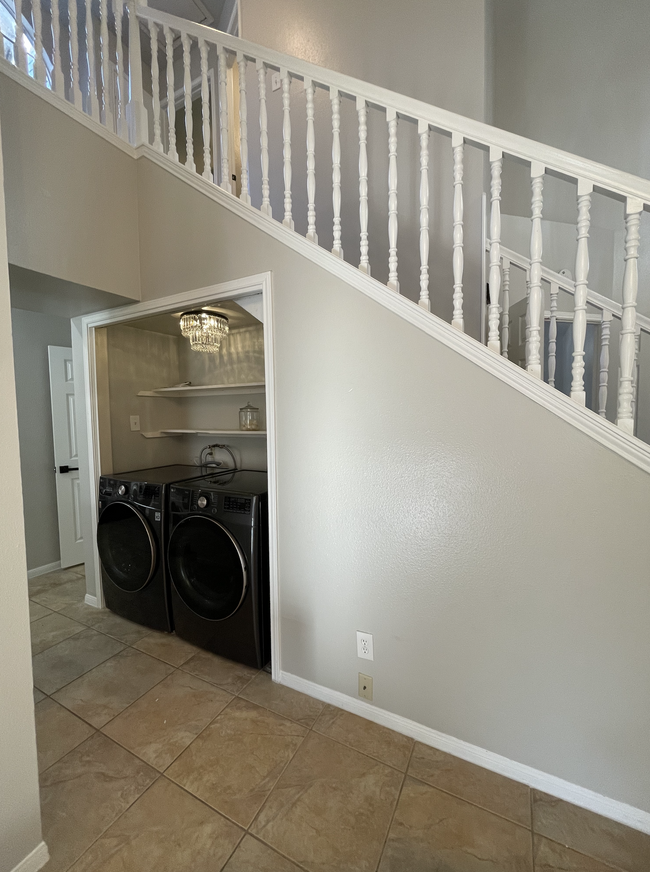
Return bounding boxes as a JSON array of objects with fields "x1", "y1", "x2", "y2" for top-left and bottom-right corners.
[
  {"x1": 357, "y1": 631, "x2": 373, "y2": 660},
  {"x1": 358, "y1": 672, "x2": 373, "y2": 701}
]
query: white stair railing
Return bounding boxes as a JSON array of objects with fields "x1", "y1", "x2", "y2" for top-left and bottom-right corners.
[
  {"x1": 3, "y1": 0, "x2": 650, "y2": 441},
  {"x1": 495, "y1": 244, "x2": 650, "y2": 436}
]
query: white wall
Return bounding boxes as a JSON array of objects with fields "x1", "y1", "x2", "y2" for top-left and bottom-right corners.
[
  {"x1": 136, "y1": 156, "x2": 650, "y2": 814},
  {"x1": 11, "y1": 308, "x2": 72, "y2": 572},
  {"x1": 239, "y1": 0, "x2": 489, "y2": 338},
  {"x1": 0, "y1": 118, "x2": 43, "y2": 872}
]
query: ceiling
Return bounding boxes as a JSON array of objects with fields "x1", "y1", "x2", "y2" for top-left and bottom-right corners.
[
  {"x1": 147, "y1": 0, "x2": 230, "y2": 30},
  {"x1": 124, "y1": 300, "x2": 261, "y2": 336}
]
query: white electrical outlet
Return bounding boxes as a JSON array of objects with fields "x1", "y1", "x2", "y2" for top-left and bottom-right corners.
[
  {"x1": 271, "y1": 71, "x2": 282, "y2": 91},
  {"x1": 356, "y1": 631, "x2": 374, "y2": 660},
  {"x1": 130, "y1": 416, "x2": 140, "y2": 431},
  {"x1": 358, "y1": 673, "x2": 373, "y2": 701}
]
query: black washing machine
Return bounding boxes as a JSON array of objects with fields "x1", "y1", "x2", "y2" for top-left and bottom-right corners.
[
  {"x1": 97, "y1": 465, "x2": 209, "y2": 632},
  {"x1": 167, "y1": 470, "x2": 270, "y2": 668}
]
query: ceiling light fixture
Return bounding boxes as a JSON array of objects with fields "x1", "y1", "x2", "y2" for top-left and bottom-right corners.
[{"x1": 179, "y1": 310, "x2": 229, "y2": 353}]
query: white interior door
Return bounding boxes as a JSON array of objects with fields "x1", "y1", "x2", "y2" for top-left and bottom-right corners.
[{"x1": 48, "y1": 346, "x2": 84, "y2": 568}]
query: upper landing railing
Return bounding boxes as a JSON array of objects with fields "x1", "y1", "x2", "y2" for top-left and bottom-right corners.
[{"x1": 3, "y1": 0, "x2": 650, "y2": 438}]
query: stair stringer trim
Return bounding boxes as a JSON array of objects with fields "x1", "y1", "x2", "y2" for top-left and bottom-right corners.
[{"x1": 138, "y1": 146, "x2": 650, "y2": 478}]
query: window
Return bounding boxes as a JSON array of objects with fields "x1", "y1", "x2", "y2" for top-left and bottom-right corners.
[{"x1": 1, "y1": 0, "x2": 53, "y2": 88}]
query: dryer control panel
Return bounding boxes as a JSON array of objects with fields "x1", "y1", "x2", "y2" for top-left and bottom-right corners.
[{"x1": 169, "y1": 486, "x2": 253, "y2": 519}]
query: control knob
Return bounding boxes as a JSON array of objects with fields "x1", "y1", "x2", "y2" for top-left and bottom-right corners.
[
  {"x1": 117, "y1": 485, "x2": 126, "y2": 496},
  {"x1": 197, "y1": 495, "x2": 208, "y2": 509}
]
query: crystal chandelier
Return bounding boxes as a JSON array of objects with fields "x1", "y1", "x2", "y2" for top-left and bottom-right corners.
[{"x1": 179, "y1": 310, "x2": 229, "y2": 353}]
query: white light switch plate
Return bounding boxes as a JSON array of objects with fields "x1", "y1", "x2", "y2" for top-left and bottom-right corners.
[
  {"x1": 130, "y1": 416, "x2": 140, "y2": 431},
  {"x1": 271, "y1": 71, "x2": 281, "y2": 91}
]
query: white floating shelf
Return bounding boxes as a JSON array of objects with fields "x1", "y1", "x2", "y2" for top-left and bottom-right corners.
[
  {"x1": 138, "y1": 382, "x2": 265, "y2": 398},
  {"x1": 141, "y1": 429, "x2": 267, "y2": 439}
]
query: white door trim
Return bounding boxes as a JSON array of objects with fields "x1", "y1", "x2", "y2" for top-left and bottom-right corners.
[{"x1": 78, "y1": 272, "x2": 281, "y2": 679}]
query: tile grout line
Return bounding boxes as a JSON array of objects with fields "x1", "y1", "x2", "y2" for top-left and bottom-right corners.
[
  {"x1": 54, "y1": 768, "x2": 165, "y2": 872},
  {"x1": 530, "y1": 788, "x2": 536, "y2": 871},
  {"x1": 374, "y1": 740, "x2": 414, "y2": 872}
]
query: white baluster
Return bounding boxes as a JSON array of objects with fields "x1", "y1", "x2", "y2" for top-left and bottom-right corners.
[
  {"x1": 387, "y1": 107, "x2": 399, "y2": 291},
  {"x1": 527, "y1": 162, "x2": 545, "y2": 378},
  {"x1": 31, "y1": 0, "x2": 46, "y2": 83},
  {"x1": 99, "y1": 0, "x2": 113, "y2": 129},
  {"x1": 570, "y1": 180, "x2": 593, "y2": 405},
  {"x1": 238, "y1": 52, "x2": 250, "y2": 203},
  {"x1": 85, "y1": 0, "x2": 98, "y2": 121},
  {"x1": 126, "y1": 0, "x2": 146, "y2": 144},
  {"x1": 68, "y1": 0, "x2": 82, "y2": 109},
  {"x1": 418, "y1": 119, "x2": 430, "y2": 310},
  {"x1": 217, "y1": 46, "x2": 231, "y2": 192},
  {"x1": 281, "y1": 69, "x2": 293, "y2": 227},
  {"x1": 115, "y1": 0, "x2": 125, "y2": 135},
  {"x1": 164, "y1": 25, "x2": 177, "y2": 160},
  {"x1": 451, "y1": 133, "x2": 464, "y2": 330},
  {"x1": 548, "y1": 282, "x2": 559, "y2": 388},
  {"x1": 305, "y1": 77, "x2": 317, "y2": 242},
  {"x1": 631, "y1": 329, "x2": 641, "y2": 431},
  {"x1": 598, "y1": 311, "x2": 612, "y2": 418},
  {"x1": 256, "y1": 60, "x2": 271, "y2": 217},
  {"x1": 51, "y1": 0, "x2": 64, "y2": 96},
  {"x1": 181, "y1": 32, "x2": 195, "y2": 171},
  {"x1": 148, "y1": 20, "x2": 162, "y2": 151},
  {"x1": 357, "y1": 97, "x2": 369, "y2": 272},
  {"x1": 617, "y1": 198, "x2": 643, "y2": 434},
  {"x1": 199, "y1": 39, "x2": 211, "y2": 179},
  {"x1": 501, "y1": 258, "x2": 510, "y2": 358},
  {"x1": 14, "y1": 0, "x2": 26, "y2": 72},
  {"x1": 487, "y1": 147, "x2": 503, "y2": 352},
  {"x1": 331, "y1": 87, "x2": 343, "y2": 256},
  {"x1": 525, "y1": 272, "x2": 531, "y2": 367}
]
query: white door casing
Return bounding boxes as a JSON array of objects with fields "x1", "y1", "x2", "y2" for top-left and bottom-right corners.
[{"x1": 48, "y1": 345, "x2": 84, "y2": 568}]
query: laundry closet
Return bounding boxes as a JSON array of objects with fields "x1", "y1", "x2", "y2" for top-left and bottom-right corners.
[{"x1": 95, "y1": 298, "x2": 267, "y2": 475}]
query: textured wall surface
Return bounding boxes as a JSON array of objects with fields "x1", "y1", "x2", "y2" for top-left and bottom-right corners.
[{"x1": 134, "y1": 157, "x2": 650, "y2": 813}]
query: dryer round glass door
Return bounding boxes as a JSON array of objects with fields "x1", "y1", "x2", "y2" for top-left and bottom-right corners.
[
  {"x1": 168, "y1": 516, "x2": 248, "y2": 620},
  {"x1": 97, "y1": 502, "x2": 156, "y2": 592}
]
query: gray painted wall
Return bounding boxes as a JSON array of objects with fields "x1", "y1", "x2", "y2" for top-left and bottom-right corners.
[
  {"x1": 491, "y1": 0, "x2": 650, "y2": 179},
  {"x1": 135, "y1": 156, "x2": 650, "y2": 813},
  {"x1": 11, "y1": 308, "x2": 72, "y2": 571},
  {"x1": 0, "y1": 74, "x2": 141, "y2": 301},
  {"x1": 0, "y1": 118, "x2": 42, "y2": 872}
]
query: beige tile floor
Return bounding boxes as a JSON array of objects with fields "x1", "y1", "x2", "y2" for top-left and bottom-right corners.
[{"x1": 29, "y1": 566, "x2": 650, "y2": 872}]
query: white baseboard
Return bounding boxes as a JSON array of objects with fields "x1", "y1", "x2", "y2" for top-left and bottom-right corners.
[
  {"x1": 10, "y1": 842, "x2": 49, "y2": 872},
  {"x1": 280, "y1": 670, "x2": 650, "y2": 837},
  {"x1": 84, "y1": 594, "x2": 99, "y2": 608},
  {"x1": 27, "y1": 561, "x2": 61, "y2": 580}
]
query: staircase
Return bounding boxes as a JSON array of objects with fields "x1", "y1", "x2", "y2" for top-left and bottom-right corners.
[{"x1": 4, "y1": 0, "x2": 650, "y2": 463}]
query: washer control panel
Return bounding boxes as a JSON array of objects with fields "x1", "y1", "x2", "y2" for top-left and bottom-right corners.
[{"x1": 99, "y1": 477, "x2": 162, "y2": 508}]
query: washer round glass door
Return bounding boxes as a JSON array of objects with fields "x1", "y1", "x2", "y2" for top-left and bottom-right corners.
[
  {"x1": 168, "y1": 516, "x2": 248, "y2": 620},
  {"x1": 97, "y1": 502, "x2": 156, "y2": 592}
]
